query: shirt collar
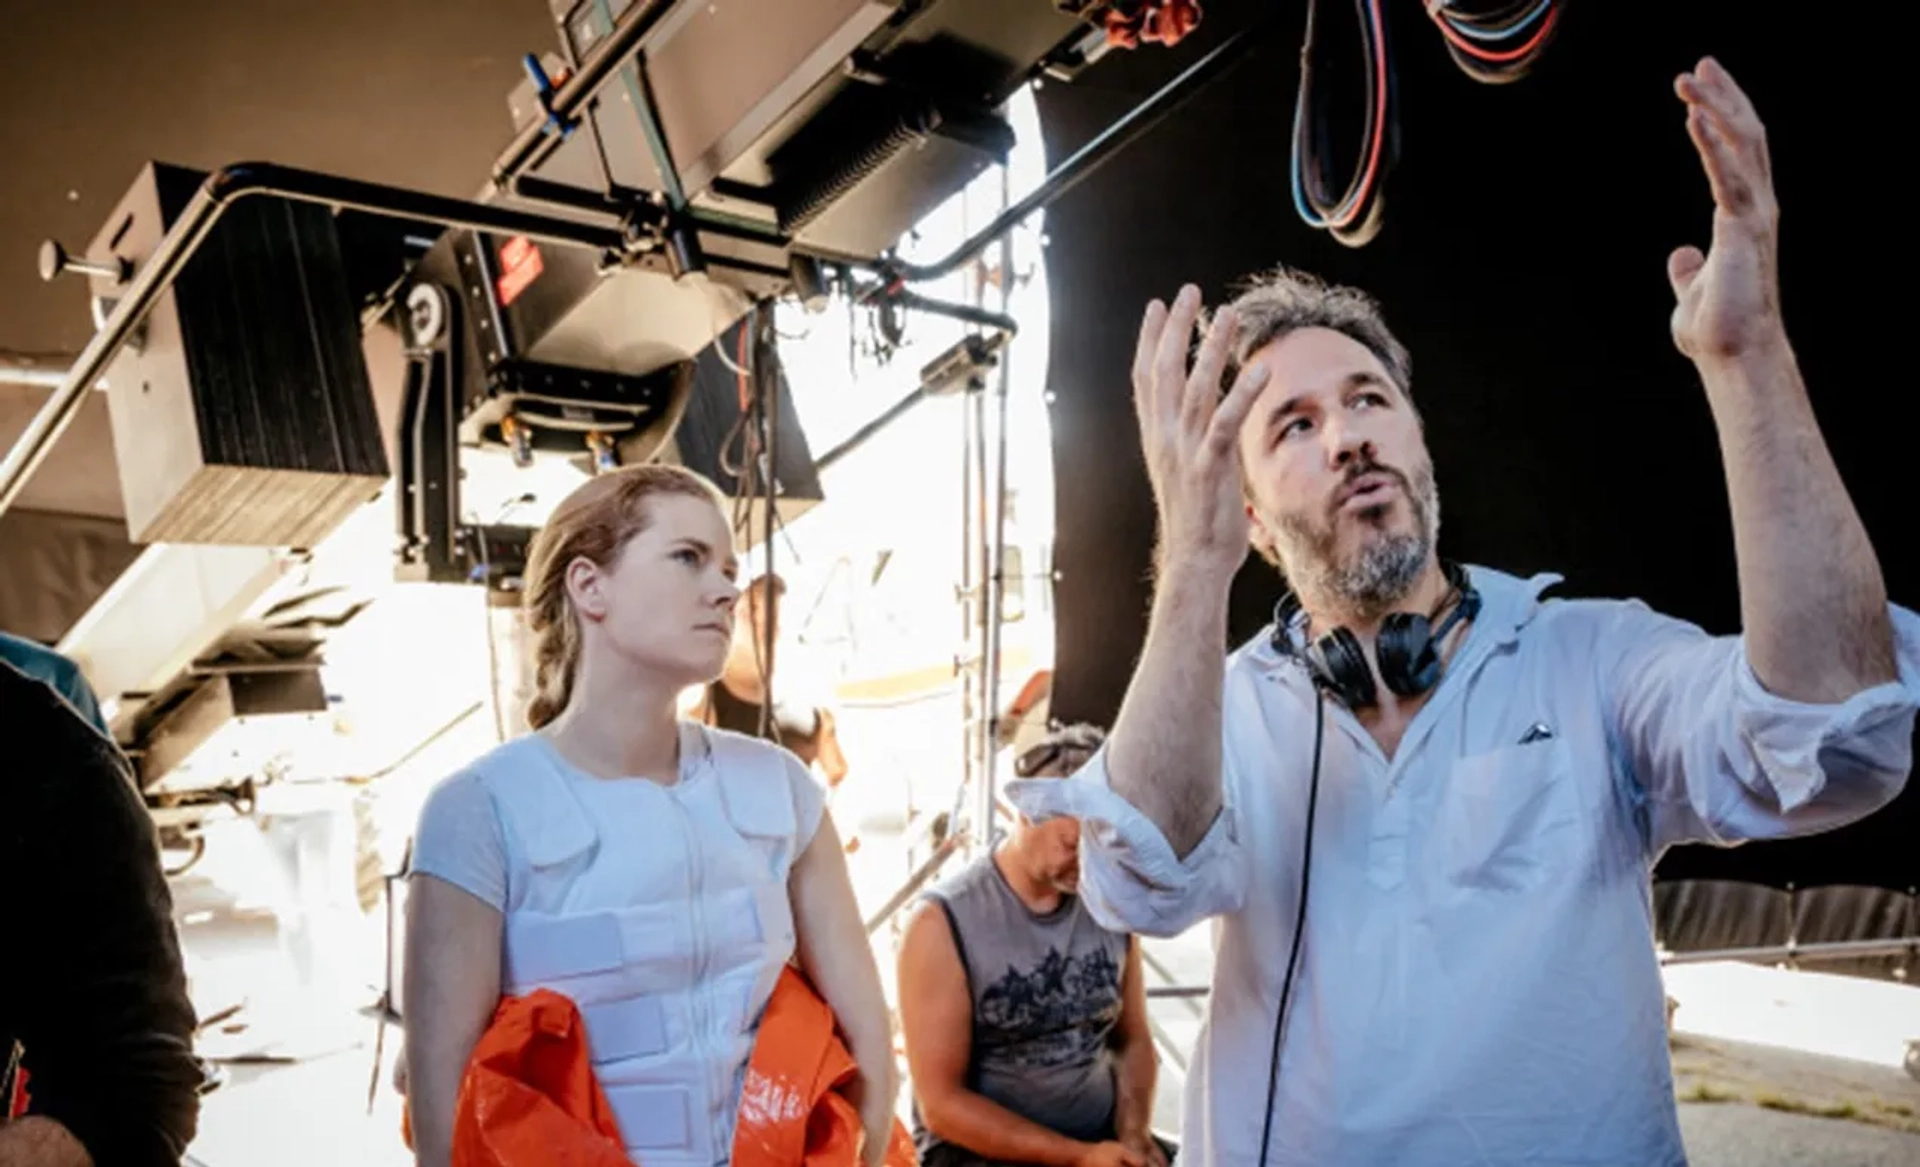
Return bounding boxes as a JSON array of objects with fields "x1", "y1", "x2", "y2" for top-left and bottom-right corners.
[{"x1": 1467, "y1": 564, "x2": 1564, "y2": 647}]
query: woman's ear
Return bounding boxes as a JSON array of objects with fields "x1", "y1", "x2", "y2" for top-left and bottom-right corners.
[{"x1": 565, "y1": 556, "x2": 607, "y2": 622}]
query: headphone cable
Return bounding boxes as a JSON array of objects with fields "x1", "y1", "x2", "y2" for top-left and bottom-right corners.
[{"x1": 1258, "y1": 686, "x2": 1326, "y2": 1166}]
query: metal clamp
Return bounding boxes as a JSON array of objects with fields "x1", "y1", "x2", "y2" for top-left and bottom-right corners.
[{"x1": 521, "y1": 53, "x2": 580, "y2": 140}]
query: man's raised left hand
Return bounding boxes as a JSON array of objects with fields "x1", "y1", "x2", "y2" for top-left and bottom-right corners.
[{"x1": 1667, "y1": 57, "x2": 1785, "y2": 368}]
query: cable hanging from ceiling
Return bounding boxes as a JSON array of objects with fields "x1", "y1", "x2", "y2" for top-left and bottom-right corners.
[
  {"x1": 1290, "y1": 0, "x2": 1565, "y2": 246},
  {"x1": 1290, "y1": 0, "x2": 1394, "y2": 247},
  {"x1": 1425, "y1": 0, "x2": 1562, "y2": 83}
]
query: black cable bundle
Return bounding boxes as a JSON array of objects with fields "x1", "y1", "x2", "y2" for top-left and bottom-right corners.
[{"x1": 1291, "y1": 0, "x2": 1397, "y2": 247}]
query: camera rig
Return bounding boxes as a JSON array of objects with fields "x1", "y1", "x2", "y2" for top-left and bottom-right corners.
[{"x1": 0, "y1": 0, "x2": 1265, "y2": 800}]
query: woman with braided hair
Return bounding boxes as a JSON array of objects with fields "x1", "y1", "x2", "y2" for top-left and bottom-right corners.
[{"x1": 402, "y1": 464, "x2": 896, "y2": 1167}]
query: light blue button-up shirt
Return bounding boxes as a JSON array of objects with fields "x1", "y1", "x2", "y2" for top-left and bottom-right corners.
[{"x1": 1007, "y1": 566, "x2": 1920, "y2": 1167}]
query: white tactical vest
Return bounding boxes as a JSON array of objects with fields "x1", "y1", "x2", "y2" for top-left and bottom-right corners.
[{"x1": 474, "y1": 723, "x2": 806, "y2": 1166}]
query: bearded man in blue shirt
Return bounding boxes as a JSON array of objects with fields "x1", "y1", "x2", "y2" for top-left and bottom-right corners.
[{"x1": 1009, "y1": 58, "x2": 1919, "y2": 1167}]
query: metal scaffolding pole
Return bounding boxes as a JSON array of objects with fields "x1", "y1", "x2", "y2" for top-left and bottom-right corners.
[
  {"x1": 950, "y1": 317, "x2": 985, "y2": 856},
  {"x1": 976, "y1": 171, "x2": 1017, "y2": 861}
]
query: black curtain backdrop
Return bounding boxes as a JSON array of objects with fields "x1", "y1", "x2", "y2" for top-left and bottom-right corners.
[{"x1": 1038, "y1": 0, "x2": 1916, "y2": 892}]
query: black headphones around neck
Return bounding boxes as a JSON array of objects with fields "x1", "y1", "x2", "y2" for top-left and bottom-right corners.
[{"x1": 1271, "y1": 560, "x2": 1482, "y2": 709}]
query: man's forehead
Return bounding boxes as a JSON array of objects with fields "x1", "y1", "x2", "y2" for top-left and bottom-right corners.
[{"x1": 1245, "y1": 326, "x2": 1396, "y2": 399}]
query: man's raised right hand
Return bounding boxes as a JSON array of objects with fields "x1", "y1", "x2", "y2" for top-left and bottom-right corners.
[{"x1": 1132, "y1": 285, "x2": 1271, "y2": 584}]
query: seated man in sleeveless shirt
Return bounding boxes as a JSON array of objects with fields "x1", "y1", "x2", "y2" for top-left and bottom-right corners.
[
  {"x1": 687, "y1": 573, "x2": 849, "y2": 785},
  {"x1": 898, "y1": 725, "x2": 1172, "y2": 1167}
]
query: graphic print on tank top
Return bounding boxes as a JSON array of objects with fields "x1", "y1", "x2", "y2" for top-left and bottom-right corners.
[
  {"x1": 975, "y1": 942, "x2": 1123, "y2": 1074},
  {"x1": 917, "y1": 852, "x2": 1132, "y2": 1153}
]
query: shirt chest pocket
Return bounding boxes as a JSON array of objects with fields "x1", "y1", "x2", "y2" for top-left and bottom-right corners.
[{"x1": 1439, "y1": 738, "x2": 1580, "y2": 892}]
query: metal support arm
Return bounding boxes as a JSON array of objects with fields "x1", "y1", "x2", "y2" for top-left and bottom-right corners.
[
  {"x1": 812, "y1": 306, "x2": 1015, "y2": 477},
  {"x1": 880, "y1": 19, "x2": 1270, "y2": 284},
  {"x1": 0, "y1": 162, "x2": 627, "y2": 520},
  {"x1": 889, "y1": 292, "x2": 1020, "y2": 337}
]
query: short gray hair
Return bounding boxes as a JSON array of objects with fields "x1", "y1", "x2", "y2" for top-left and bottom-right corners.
[{"x1": 1217, "y1": 266, "x2": 1412, "y2": 397}]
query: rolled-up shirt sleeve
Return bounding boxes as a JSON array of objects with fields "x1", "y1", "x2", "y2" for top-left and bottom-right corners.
[
  {"x1": 1599, "y1": 600, "x2": 1920, "y2": 850},
  {"x1": 1005, "y1": 746, "x2": 1249, "y2": 937}
]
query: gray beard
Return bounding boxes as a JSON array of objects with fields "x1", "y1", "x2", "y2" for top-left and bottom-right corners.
[{"x1": 1272, "y1": 463, "x2": 1440, "y2": 623}]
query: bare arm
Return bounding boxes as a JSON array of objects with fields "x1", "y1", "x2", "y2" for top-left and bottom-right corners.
[
  {"x1": 895, "y1": 905, "x2": 1137, "y2": 1167},
  {"x1": 0, "y1": 1118, "x2": 92, "y2": 1166},
  {"x1": 1109, "y1": 288, "x2": 1271, "y2": 857},
  {"x1": 789, "y1": 813, "x2": 895, "y2": 1167},
  {"x1": 1107, "y1": 565, "x2": 1237, "y2": 858},
  {"x1": 1708, "y1": 343, "x2": 1893, "y2": 699},
  {"x1": 1110, "y1": 940, "x2": 1164, "y2": 1166},
  {"x1": 1669, "y1": 59, "x2": 1896, "y2": 702},
  {"x1": 402, "y1": 874, "x2": 503, "y2": 1167}
]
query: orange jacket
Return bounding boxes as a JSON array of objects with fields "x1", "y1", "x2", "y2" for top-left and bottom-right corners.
[
  {"x1": 420, "y1": 969, "x2": 915, "y2": 1166},
  {"x1": 734, "y1": 967, "x2": 917, "y2": 1167},
  {"x1": 442, "y1": 989, "x2": 629, "y2": 1167}
]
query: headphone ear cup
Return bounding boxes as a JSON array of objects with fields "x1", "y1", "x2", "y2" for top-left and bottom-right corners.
[
  {"x1": 1312, "y1": 627, "x2": 1377, "y2": 708},
  {"x1": 1378, "y1": 612, "x2": 1441, "y2": 698}
]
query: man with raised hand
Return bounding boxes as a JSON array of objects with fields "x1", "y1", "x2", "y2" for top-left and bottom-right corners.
[{"x1": 1008, "y1": 58, "x2": 1919, "y2": 1167}]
